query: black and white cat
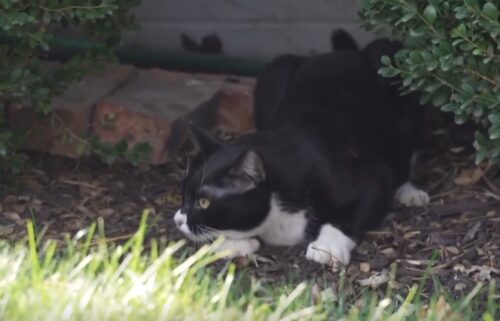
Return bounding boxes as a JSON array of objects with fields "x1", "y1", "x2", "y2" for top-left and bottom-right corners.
[{"x1": 174, "y1": 31, "x2": 430, "y2": 268}]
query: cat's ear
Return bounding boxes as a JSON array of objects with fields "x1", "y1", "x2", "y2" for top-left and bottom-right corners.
[
  {"x1": 231, "y1": 150, "x2": 266, "y2": 184},
  {"x1": 188, "y1": 123, "x2": 223, "y2": 155}
]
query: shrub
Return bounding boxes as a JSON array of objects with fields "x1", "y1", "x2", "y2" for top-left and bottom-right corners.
[
  {"x1": 0, "y1": 0, "x2": 141, "y2": 180},
  {"x1": 360, "y1": 0, "x2": 500, "y2": 163}
]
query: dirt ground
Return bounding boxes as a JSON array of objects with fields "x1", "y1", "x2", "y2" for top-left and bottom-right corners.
[{"x1": 1, "y1": 108, "x2": 499, "y2": 301}]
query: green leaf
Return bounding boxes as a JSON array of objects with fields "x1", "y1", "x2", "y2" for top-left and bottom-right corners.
[
  {"x1": 378, "y1": 67, "x2": 399, "y2": 77},
  {"x1": 441, "y1": 102, "x2": 456, "y2": 112},
  {"x1": 420, "y1": 91, "x2": 433, "y2": 105},
  {"x1": 424, "y1": 81, "x2": 442, "y2": 93},
  {"x1": 0, "y1": 143, "x2": 7, "y2": 156},
  {"x1": 432, "y1": 90, "x2": 449, "y2": 106},
  {"x1": 113, "y1": 140, "x2": 128, "y2": 154},
  {"x1": 380, "y1": 55, "x2": 391, "y2": 66},
  {"x1": 461, "y1": 82, "x2": 475, "y2": 95},
  {"x1": 401, "y1": 12, "x2": 415, "y2": 22},
  {"x1": 488, "y1": 114, "x2": 500, "y2": 125},
  {"x1": 489, "y1": 128, "x2": 500, "y2": 139},
  {"x1": 482, "y1": 2, "x2": 499, "y2": 20},
  {"x1": 409, "y1": 51, "x2": 423, "y2": 63},
  {"x1": 455, "y1": 6, "x2": 468, "y2": 19},
  {"x1": 454, "y1": 113, "x2": 468, "y2": 125},
  {"x1": 475, "y1": 131, "x2": 490, "y2": 146},
  {"x1": 459, "y1": 42, "x2": 475, "y2": 51},
  {"x1": 40, "y1": 40, "x2": 49, "y2": 52},
  {"x1": 423, "y1": 5, "x2": 437, "y2": 24},
  {"x1": 475, "y1": 148, "x2": 488, "y2": 164}
]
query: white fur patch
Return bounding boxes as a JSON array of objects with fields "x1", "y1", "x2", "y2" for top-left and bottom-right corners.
[
  {"x1": 173, "y1": 210, "x2": 214, "y2": 242},
  {"x1": 173, "y1": 210, "x2": 189, "y2": 234},
  {"x1": 219, "y1": 194, "x2": 308, "y2": 246},
  {"x1": 215, "y1": 238, "x2": 260, "y2": 257},
  {"x1": 395, "y1": 182, "x2": 430, "y2": 207},
  {"x1": 306, "y1": 224, "x2": 356, "y2": 267}
]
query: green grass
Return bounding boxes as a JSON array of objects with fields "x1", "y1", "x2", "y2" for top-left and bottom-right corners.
[{"x1": 0, "y1": 210, "x2": 496, "y2": 321}]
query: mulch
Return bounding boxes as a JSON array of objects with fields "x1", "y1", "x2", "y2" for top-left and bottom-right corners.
[{"x1": 0, "y1": 108, "x2": 498, "y2": 302}]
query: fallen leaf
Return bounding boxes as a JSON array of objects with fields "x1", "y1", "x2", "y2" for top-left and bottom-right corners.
[
  {"x1": 380, "y1": 248, "x2": 396, "y2": 256},
  {"x1": 454, "y1": 168, "x2": 483, "y2": 186},
  {"x1": 2, "y1": 195, "x2": 17, "y2": 204},
  {"x1": 357, "y1": 270, "x2": 389, "y2": 289},
  {"x1": 0, "y1": 226, "x2": 15, "y2": 237},
  {"x1": 406, "y1": 259, "x2": 428, "y2": 266},
  {"x1": 445, "y1": 246, "x2": 460, "y2": 255},
  {"x1": 453, "y1": 264, "x2": 466, "y2": 273},
  {"x1": 404, "y1": 231, "x2": 421, "y2": 239},
  {"x1": 454, "y1": 282, "x2": 467, "y2": 291},
  {"x1": 467, "y1": 265, "x2": 500, "y2": 282},
  {"x1": 360, "y1": 262, "x2": 371, "y2": 273},
  {"x1": 12, "y1": 204, "x2": 26, "y2": 214},
  {"x1": 463, "y1": 222, "x2": 481, "y2": 242},
  {"x1": 3, "y1": 212, "x2": 23, "y2": 225},
  {"x1": 450, "y1": 146, "x2": 465, "y2": 154}
]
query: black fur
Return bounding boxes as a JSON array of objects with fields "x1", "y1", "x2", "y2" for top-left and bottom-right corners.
[
  {"x1": 331, "y1": 28, "x2": 359, "y2": 50},
  {"x1": 178, "y1": 35, "x2": 426, "y2": 245}
]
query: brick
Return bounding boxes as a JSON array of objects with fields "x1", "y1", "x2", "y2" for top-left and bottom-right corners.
[
  {"x1": 216, "y1": 84, "x2": 255, "y2": 134},
  {"x1": 93, "y1": 68, "x2": 230, "y2": 164},
  {"x1": 8, "y1": 64, "x2": 136, "y2": 158},
  {"x1": 187, "y1": 78, "x2": 256, "y2": 134},
  {"x1": 7, "y1": 107, "x2": 89, "y2": 158},
  {"x1": 93, "y1": 104, "x2": 173, "y2": 164}
]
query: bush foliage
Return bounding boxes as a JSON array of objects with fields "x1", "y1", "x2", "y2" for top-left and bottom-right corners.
[
  {"x1": 0, "y1": 0, "x2": 141, "y2": 179},
  {"x1": 360, "y1": 0, "x2": 500, "y2": 163}
]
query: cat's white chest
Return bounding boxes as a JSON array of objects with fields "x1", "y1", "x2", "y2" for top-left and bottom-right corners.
[{"x1": 259, "y1": 195, "x2": 308, "y2": 246}]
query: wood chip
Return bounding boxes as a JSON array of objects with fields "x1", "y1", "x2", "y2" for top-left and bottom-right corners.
[
  {"x1": 454, "y1": 167, "x2": 483, "y2": 186},
  {"x1": 463, "y1": 222, "x2": 481, "y2": 242},
  {"x1": 446, "y1": 246, "x2": 460, "y2": 255},
  {"x1": 454, "y1": 282, "x2": 467, "y2": 291},
  {"x1": 360, "y1": 262, "x2": 371, "y2": 273},
  {"x1": 357, "y1": 270, "x2": 389, "y2": 289}
]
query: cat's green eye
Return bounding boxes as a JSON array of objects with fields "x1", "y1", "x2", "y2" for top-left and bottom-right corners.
[{"x1": 197, "y1": 198, "x2": 211, "y2": 209}]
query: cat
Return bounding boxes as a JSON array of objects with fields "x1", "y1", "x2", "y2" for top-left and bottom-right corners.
[{"x1": 173, "y1": 30, "x2": 430, "y2": 268}]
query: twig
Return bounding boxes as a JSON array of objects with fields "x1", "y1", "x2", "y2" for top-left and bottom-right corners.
[{"x1": 58, "y1": 178, "x2": 102, "y2": 190}]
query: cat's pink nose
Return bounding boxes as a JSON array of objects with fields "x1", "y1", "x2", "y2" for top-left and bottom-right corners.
[{"x1": 174, "y1": 210, "x2": 186, "y2": 228}]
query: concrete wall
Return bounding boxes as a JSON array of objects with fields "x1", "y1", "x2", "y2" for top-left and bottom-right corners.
[{"x1": 123, "y1": 0, "x2": 376, "y2": 60}]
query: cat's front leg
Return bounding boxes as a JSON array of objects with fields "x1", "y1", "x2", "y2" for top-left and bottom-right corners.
[
  {"x1": 214, "y1": 238, "x2": 261, "y2": 258},
  {"x1": 395, "y1": 182, "x2": 430, "y2": 207},
  {"x1": 306, "y1": 224, "x2": 356, "y2": 270}
]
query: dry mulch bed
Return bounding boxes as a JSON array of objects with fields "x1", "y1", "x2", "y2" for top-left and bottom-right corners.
[{"x1": 0, "y1": 109, "x2": 498, "y2": 300}]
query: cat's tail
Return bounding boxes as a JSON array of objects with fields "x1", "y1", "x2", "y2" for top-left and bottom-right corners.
[{"x1": 331, "y1": 29, "x2": 358, "y2": 51}]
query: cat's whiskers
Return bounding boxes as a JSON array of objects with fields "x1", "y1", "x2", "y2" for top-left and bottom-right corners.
[
  {"x1": 190, "y1": 225, "x2": 219, "y2": 243},
  {"x1": 200, "y1": 163, "x2": 207, "y2": 185}
]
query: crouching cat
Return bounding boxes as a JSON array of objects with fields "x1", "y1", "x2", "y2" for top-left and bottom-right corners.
[{"x1": 174, "y1": 33, "x2": 430, "y2": 268}]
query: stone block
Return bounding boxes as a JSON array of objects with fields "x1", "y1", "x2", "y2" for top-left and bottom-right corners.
[
  {"x1": 93, "y1": 68, "x2": 231, "y2": 164},
  {"x1": 8, "y1": 64, "x2": 136, "y2": 158}
]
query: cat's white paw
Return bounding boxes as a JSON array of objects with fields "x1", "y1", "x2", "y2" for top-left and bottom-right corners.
[
  {"x1": 215, "y1": 238, "x2": 260, "y2": 257},
  {"x1": 395, "y1": 182, "x2": 429, "y2": 207},
  {"x1": 305, "y1": 224, "x2": 356, "y2": 270}
]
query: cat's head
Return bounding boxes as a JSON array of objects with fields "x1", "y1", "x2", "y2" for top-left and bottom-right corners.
[{"x1": 174, "y1": 125, "x2": 271, "y2": 242}]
